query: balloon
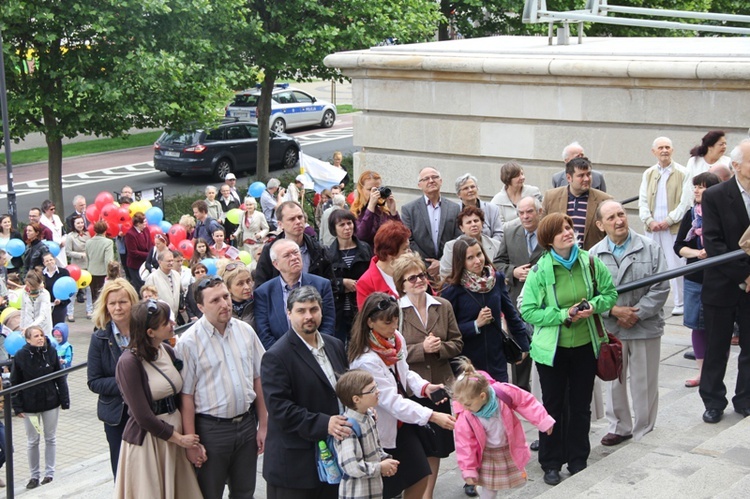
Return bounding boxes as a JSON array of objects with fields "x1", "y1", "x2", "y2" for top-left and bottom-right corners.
[
  {"x1": 146, "y1": 207, "x2": 164, "y2": 225},
  {"x1": 116, "y1": 206, "x2": 131, "y2": 223},
  {"x1": 101, "y1": 202, "x2": 119, "y2": 224},
  {"x1": 168, "y1": 224, "x2": 188, "y2": 244},
  {"x1": 346, "y1": 192, "x2": 356, "y2": 205},
  {"x1": 129, "y1": 201, "x2": 144, "y2": 217},
  {"x1": 95, "y1": 191, "x2": 115, "y2": 210},
  {"x1": 178, "y1": 240, "x2": 194, "y2": 259},
  {"x1": 77, "y1": 270, "x2": 93, "y2": 289},
  {"x1": 0, "y1": 306, "x2": 19, "y2": 324},
  {"x1": 140, "y1": 200, "x2": 153, "y2": 212},
  {"x1": 43, "y1": 240, "x2": 61, "y2": 257},
  {"x1": 87, "y1": 223, "x2": 97, "y2": 237},
  {"x1": 225, "y1": 209, "x2": 242, "y2": 225},
  {"x1": 121, "y1": 219, "x2": 133, "y2": 232},
  {"x1": 6, "y1": 239, "x2": 25, "y2": 258},
  {"x1": 66, "y1": 264, "x2": 82, "y2": 281},
  {"x1": 4, "y1": 331, "x2": 25, "y2": 356},
  {"x1": 85, "y1": 204, "x2": 101, "y2": 223},
  {"x1": 313, "y1": 193, "x2": 321, "y2": 207},
  {"x1": 8, "y1": 290, "x2": 23, "y2": 309},
  {"x1": 149, "y1": 225, "x2": 164, "y2": 243},
  {"x1": 238, "y1": 251, "x2": 252, "y2": 265},
  {"x1": 201, "y1": 258, "x2": 218, "y2": 276},
  {"x1": 248, "y1": 181, "x2": 266, "y2": 198},
  {"x1": 53, "y1": 276, "x2": 78, "y2": 300},
  {"x1": 106, "y1": 221, "x2": 120, "y2": 238},
  {"x1": 159, "y1": 220, "x2": 172, "y2": 233}
]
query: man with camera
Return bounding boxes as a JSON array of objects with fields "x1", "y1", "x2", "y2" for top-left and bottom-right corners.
[{"x1": 589, "y1": 200, "x2": 670, "y2": 445}]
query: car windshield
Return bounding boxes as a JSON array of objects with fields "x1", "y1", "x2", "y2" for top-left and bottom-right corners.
[
  {"x1": 159, "y1": 131, "x2": 201, "y2": 146},
  {"x1": 231, "y1": 94, "x2": 260, "y2": 107}
]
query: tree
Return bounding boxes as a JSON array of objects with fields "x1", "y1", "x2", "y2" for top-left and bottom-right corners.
[
  {"x1": 0, "y1": 0, "x2": 255, "y2": 217},
  {"x1": 246, "y1": 0, "x2": 443, "y2": 181}
]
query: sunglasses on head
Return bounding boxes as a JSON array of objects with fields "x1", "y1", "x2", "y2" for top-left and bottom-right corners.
[
  {"x1": 405, "y1": 272, "x2": 428, "y2": 284},
  {"x1": 224, "y1": 262, "x2": 244, "y2": 272},
  {"x1": 369, "y1": 296, "x2": 397, "y2": 317},
  {"x1": 146, "y1": 298, "x2": 159, "y2": 319},
  {"x1": 197, "y1": 275, "x2": 223, "y2": 291}
]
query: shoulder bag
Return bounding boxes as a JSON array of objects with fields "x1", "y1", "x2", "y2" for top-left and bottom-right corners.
[{"x1": 588, "y1": 255, "x2": 623, "y2": 382}]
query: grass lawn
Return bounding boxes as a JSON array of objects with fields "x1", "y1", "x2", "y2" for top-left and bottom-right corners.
[{"x1": 336, "y1": 104, "x2": 358, "y2": 114}]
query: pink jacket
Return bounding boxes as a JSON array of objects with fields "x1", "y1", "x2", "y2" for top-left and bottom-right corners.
[{"x1": 453, "y1": 372, "x2": 555, "y2": 481}]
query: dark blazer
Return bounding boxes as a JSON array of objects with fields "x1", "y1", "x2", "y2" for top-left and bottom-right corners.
[
  {"x1": 326, "y1": 237, "x2": 372, "y2": 328},
  {"x1": 401, "y1": 196, "x2": 462, "y2": 260},
  {"x1": 494, "y1": 221, "x2": 545, "y2": 305},
  {"x1": 541, "y1": 186, "x2": 613, "y2": 250},
  {"x1": 254, "y1": 273, "x2": 336, "y2": 350},
  {"x1": 254, "y1": 232, "x2": 335, "y2": 290},
  {"x1": 701, "y1": 179, "x2": 750, "y2": 307},
  {"x1": 261, "y1": 329, "x2": 347, "y2": 489},
  {"x1": 87, "y1": 323, "x2": 127, "y2": 425},
  {"x1": 65, "y1": 211, "x2": 88, "y2": 232}
]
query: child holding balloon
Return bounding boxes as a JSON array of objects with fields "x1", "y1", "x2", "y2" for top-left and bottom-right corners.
[
  {"x1": 42, "y1": 253, "x2": 72, "y2": 325},
  {"x1": 20, "y1": 270, "x2": 53, "y2": 337}
]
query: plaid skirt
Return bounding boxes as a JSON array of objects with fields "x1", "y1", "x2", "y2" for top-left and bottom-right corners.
[{"x1": 477, "y1": 445, "x2": 527, "y2": 491}]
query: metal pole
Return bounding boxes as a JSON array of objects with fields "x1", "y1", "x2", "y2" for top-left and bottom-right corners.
[
  {"x1": 616, "y1": 249, "x2": 748, "y2": 294},
  {"x1": 0, "y1": 29, "x2": 18, "y2": 227},
  {"x1": 3, "y1": 392, "x2": 14, "y2": 499}
]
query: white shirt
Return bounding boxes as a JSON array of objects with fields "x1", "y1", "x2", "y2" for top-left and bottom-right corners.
[{"x1": 424, "y1": 195, "x2": 441, "y2": 255}]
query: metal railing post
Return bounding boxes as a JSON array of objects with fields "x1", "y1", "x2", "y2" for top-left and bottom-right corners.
[{"x1": 3, "y1": 391, "x2": 14, "y2": 499}]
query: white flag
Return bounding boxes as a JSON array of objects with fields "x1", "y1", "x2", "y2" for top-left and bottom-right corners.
[{"x1": 300, "y1": 153, "x2": 347, "y2": 193}]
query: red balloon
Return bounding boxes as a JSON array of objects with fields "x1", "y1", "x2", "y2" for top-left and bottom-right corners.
[
  {"x1": 313, "y1": 193, "x2": 321, "y2": 207},
  {"x1": 106, "y1": 221, "x2": 120, "y2": 238},
  {"x1": 121, "y1": 219, "x2": 133, "y2": 232},
  {"x1": 346, "y1": 192, "x2": 356, "y2": 205},
  {"x1": 85, "y1": 204, "x2": 100, "y2": 223},
  {"x1": 168, "y1": 224, "x2": 187, "y2": 244},
  {"x1": 148, "y1": 225, "x2": 164, "y2": 243},
  {"x1": 116, "y1": 206, "x2": 131, "y2": 223},
  {"x1": 66, "y1": 264, "x2": 82, "y2": 281},
  {"x1": 101, "y1": 203, "x2": 119, "y2": 223},
  {"x1": 95, "y1": 191, "x2": 115, "y2": 210},
  {"x1": 87, "y1": 223, "x2": 97, "y2": 237},
  {"x1": 168, "y1": 243, "x2": 176, "y2": 251},
  {"x1": 178, "y1": 240, "x2": 194, "y2": 259}
]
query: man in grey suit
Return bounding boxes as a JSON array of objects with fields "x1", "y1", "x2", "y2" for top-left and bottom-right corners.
[
  {"x1": 552, "y1": 141, "x2": 607, "y2": 192},
  {"x1": 401, "y1": 167, "x2": 462, "y2": 279}
]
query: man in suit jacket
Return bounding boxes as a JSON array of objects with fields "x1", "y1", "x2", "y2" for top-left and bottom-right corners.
[
  {"x1": 542, "y1": 157, "x2": 613, "y2": 250},
  {"x1": 254, "y1": 239, "x2": 335, "y2": 349},
  {"x1": 65, "y1": 195, "x2": 89, "y2": 231},
  {"x1": 699, "y1": 139, "x2": 750, "y2": 424},
  {"x1": 401, "y1": 167, "x2": 462, "y2": 279},
  {"x1": 261, "y1": 286, "x2": 349, "y2": 499},
  {"x1": 552, "y1": 141, "x2": 607, "y2": 192}
]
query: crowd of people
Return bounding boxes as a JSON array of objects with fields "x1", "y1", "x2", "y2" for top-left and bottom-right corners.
[{"x1": 2, "y1": 133, "x2": 749, "y2": 498}]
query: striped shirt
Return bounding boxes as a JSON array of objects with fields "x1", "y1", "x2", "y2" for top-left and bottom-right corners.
[
  {"x1": 567, "y1": 189, "x2": 589, "y2": 247},
  {"x1": 334, "y1": 408, "x2": 390, "y2": 499},
  {"x1": 176, "y1": 315, "x2": 265, "y2": 418}
]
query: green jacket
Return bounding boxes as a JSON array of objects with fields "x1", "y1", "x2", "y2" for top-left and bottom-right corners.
[{"x1": 520, "y1": 250, "x2": 618, "y2": 367}]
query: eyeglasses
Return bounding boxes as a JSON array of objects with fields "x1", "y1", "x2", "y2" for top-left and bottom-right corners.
[
  {"x1": 359, "y1": 384, "x2": 378, "y2": 395},
  {"x1": 419, "y1": 175, "x2": 441, "y2": 183},
  {"x1": 370, "y1": 296, "x2": 397, "y2": 316},
  {"x1": 224, "y1": 262, "x2": 244, "y2": 272},
  {"x1": 197, "y1": 275, "x2": 223, "y2": 291},
  {"x1": 405, "y1": 272, "x2": 428, "y2": 284}
]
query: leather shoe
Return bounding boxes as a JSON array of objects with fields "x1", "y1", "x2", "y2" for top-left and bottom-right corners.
[
  {"x1": 530, "y1": 439, "x2": 540, "y2": 451},
  {"x1": 543, "y1": 469, "x2": 561, "y2": 485},
  {"x1": 734, "y1": 407, "x2": 750, "y2": 418},
  {"x1": 26, "y1": 478, "x2": 39, "y2": 489},
  {"x1": 600, "y1": 433, "x2": 633, "y2": 446},
  {"x1": 683, "y1": 350, "x2": 696, "y2": 360},
  {"x1": 703, "y1": 408, "x2": 724, "y2": 424},
  {"x1": 568, "y1": 464, "x2": 587, "y2": 476},
  {"x1": 463, "y1": 484, "x2": 478, "y2": 497},
  {"x1": 41, "y1": 477, "x2": 53, "y2": 485}
]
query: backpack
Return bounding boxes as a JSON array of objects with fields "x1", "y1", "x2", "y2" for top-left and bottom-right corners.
[{"x1": 316, "y1": 416, "x2": 363, "y2": 485}]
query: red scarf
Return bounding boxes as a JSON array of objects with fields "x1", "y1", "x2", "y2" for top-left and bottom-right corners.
[{"x1": 368, "y1": 330, "x2": 403, "y2": 366}]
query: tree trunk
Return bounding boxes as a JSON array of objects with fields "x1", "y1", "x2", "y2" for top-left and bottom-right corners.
[
  {"x1": 438, "y1": 0, "x2": 451, "y2": 41},
  {"x1": 44, "y1": 107, "x2": 64, "y2": 219},
  {"x1": 255, "y1": 70, "x2": 277, "y2": 181}
]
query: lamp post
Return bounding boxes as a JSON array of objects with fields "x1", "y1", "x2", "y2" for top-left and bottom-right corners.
[{"x1": 0, "y1": 29, "x2": 18, "y2": 227}]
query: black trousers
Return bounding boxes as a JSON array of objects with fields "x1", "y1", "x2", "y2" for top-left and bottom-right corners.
[
  {"x1": 536, "y1": 344, "x2": 597, "y2": 473},
  {"x1": 700, "y1": 299, "x2": 750, "y2": 411},
  {"x1": 104, "y1": 419, "x2": 127, "y2": 478},
  {"x1": 267, "y1": 483, "x2": 338, "y2": 499},
  {"x1": 510, "y1": 322, "x2": 534, "y2": 392}
]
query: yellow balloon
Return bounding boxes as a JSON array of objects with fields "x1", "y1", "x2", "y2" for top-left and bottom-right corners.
[
  {"x1": 129, "y1": 201, "x2": 143, "y2": 217},
  {"x1": 77, "y1": 270, "x2": 93, "y2": 289},
  {"x1": 238, "y1": 251, "x2": 252, "y2": 265},
  {"x1": 141, "y1": 200, "x2": 152, "y2": 212}
]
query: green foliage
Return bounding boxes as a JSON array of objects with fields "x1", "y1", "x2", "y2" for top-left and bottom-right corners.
[{"x1": 164, "y1": 189, "x2": 204, "y2": 225}]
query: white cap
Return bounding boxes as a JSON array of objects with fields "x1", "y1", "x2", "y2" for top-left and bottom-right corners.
[{"x1": 225, "y1": 173, "x2": 236, "y2": 180}]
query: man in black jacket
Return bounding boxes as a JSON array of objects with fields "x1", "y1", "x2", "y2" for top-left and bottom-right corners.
[{"x1": 254, "y1": 201, "x2": 334, "y2": 289}]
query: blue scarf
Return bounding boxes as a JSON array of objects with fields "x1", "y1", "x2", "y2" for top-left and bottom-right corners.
[
  {"x1": 472, "y1": 387, "x2": 499, "y2": 419},
  {"x1": 550, "y1": 244, "x2": 579, "y2": 270}
]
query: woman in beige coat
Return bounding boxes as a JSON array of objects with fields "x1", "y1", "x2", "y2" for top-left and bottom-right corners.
[{"x1": 85, "y1": 221, "x2": 115, "y2": 302}]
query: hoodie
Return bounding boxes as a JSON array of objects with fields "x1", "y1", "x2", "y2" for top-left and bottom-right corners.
[
  {"x1": 52, "y1": 322, "x2": 73, "y2": 369},
  {"x1": 10, "y1": 336, "x2": 70, "y2": 414}
]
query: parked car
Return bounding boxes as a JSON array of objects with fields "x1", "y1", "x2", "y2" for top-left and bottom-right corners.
[
  {"x1": 153, "y1": 120, "x2": 300, "y2": 181},
  {"x1": 225, "y1": 83, "x2": 336, "y2": 133}
]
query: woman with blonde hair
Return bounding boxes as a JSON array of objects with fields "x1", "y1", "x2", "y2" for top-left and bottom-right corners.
[
  {"x1": 351, "y1": 170, "x2": 401, "y2": 246},
  {"x1": 218, "y1": 260, "x2": 255, "y2": 327}
]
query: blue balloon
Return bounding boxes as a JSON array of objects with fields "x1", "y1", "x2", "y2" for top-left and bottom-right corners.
[
  {"x1": 6, "y1": 238, "x2": 25, "y2": 258},
  {"x1": 145, "y1": 207, "x2": 164, "y2": 225},
  {"x1": 201, "y1": 258, "x2": 218, "y2": 276},
  {"x1": 159, "y1": 220, "x2": 172, "y2": 233},
  {"x1": 52, "y1": 276, "x2": 78, "y2": 301},
  {"x1": 43, "y1": 240, "x2": 61, "y2": 257},
  {"x1": 4, "y1": 331, "x2": 25, "y2": 356},
  {"x1": 248, "y1": 181, "x2": 266, "y2": 199}
]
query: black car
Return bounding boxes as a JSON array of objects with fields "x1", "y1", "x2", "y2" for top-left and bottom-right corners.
[{"x1": 153, "y1": 120, "x2": 300, "y2": 181}]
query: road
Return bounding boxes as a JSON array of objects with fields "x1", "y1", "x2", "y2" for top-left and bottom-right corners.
[{"x1": 1, "y1": 115, "x2": 356, "y2": 220}]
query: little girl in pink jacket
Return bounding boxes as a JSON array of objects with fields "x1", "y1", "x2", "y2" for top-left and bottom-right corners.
[{"x1": 452, "y1": 358, "x2": 554, "y2": 498}]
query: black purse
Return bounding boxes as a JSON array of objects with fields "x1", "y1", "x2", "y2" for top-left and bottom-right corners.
[{"x1": 462, "y1": 287, "x2": 524, "y2": 363}]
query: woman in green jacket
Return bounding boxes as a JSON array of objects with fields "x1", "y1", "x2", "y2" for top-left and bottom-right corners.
[{"x1": 520, "y1": 213, "x2": 617, "y2": 486}]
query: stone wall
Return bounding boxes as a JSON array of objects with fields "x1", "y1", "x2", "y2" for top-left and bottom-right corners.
[{"x1": 325, "y1": 36, "x2": 750, "y2": 221}]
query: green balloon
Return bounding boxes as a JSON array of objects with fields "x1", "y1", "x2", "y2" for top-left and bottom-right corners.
[
  {"x1": 238, "y1": 251, "x2": 252, "y2": 265},
  {"x1": 226, "y1": 209, "x2": 242, "y2": 225}
]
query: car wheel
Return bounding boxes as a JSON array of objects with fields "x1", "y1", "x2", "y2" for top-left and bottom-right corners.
[
  {"x1": 321, "y1": 109, "x2": 335, "y2": 128},
  {"x1": 282, "y1": 146, "x2": 300, "y2": 169},
  {"x1": 272, "y1": 118, "x2": 286, "y2": 134},
  {"x1": 214, "y1": 158, "x2": 233, "y2": 182},
  {"x1": 166, "y1": 172, "x2": 183, "y2": 178}
]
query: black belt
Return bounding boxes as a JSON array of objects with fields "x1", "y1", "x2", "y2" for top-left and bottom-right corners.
[
  {"x1": 196, "y1": 406, "x2": 253, "y2": 424},
  {"x1": 152, "y1": 395, "x2": 177, "y2": 415}
]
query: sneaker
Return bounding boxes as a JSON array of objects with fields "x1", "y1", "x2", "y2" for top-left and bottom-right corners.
[
  {"x1": 86, "y1": 313, "x2": 93, "y2": 320},
  {"x1": 672, "y1": 306, "x2": 683, "y2": 316},
  {"x1": 26, "y1": 478, "x2": 39, "y2": 489},
  {"x1": 41, "y1": 476, "x2": 53, "y2": 485},
  {"x1": 463, "y1": 484, "x2": 478, "y2": 497},
  {"x1": 67, "y1": 315, "x2": 76, "y2": 322}
]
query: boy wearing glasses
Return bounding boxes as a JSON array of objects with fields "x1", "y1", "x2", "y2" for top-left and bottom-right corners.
[{"x1": 334, "y1": 370, "x2": 399, "y2": 499}]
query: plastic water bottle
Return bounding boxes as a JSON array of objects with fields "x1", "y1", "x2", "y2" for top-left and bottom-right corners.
[{"x1": 318, "y1": 440, "x2": 342, "y2": 483}]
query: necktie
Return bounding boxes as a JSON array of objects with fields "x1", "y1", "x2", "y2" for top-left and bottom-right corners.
[{"x1": 527, "y1": 232, "x2": 537, "y2": 257}]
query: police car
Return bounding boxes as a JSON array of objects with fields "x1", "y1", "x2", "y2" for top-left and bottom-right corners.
[{"x1": 225, "y1": 83, "x2": 336, "y2": 134}]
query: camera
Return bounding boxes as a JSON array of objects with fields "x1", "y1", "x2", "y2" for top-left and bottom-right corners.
[
  {"x1": 563, "y1": 299, "x2": 590, "y2": 327},
  {"x1": 377, "y1": 186, "x2": 392, "y2": 200}
]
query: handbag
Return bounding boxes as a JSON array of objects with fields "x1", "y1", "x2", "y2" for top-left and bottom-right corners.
[
  {"x1": 460, "y1": 287, "x2": 525, "y2": 364},
  {"x1": 588, "y1": 255, "x2": 623, "y2": 382}
]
